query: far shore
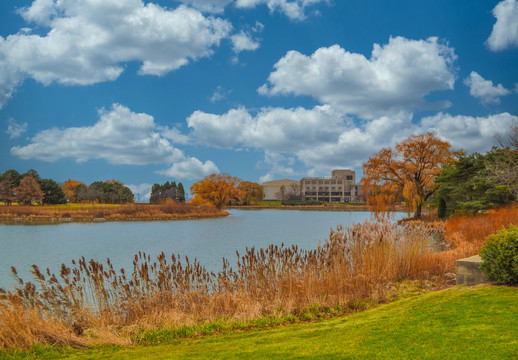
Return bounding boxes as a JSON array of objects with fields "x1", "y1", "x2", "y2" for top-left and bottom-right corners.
[{"x1": 0, "y1": 203, "x2": 228, "y2": 225}]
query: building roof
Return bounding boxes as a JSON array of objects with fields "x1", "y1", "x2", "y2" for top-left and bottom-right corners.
[{"x1": 261, "y1": 179, "x2": 299, "y2": 186}]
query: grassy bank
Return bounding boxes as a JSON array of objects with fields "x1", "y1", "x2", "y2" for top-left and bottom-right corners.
[
  {"x1": 0, "y1": 202, "x2": 227, "y2": 223},
  {"x1": 4, "y1": 286, "x2": 517, "y2": 359}
]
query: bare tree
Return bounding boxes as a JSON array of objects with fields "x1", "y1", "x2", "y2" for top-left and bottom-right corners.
[{"x1": 495, "y1": 120, "x2": 518, "y2": 150}]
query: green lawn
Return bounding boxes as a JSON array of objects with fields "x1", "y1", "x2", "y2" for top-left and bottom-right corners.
[{"x1": 4, "y1": 286, "x2": 518, "y2": 359}]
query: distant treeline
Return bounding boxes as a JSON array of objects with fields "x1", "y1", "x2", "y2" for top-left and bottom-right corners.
[{"x1": 0, "y1": 169, "x2": 136, "y2": 205}]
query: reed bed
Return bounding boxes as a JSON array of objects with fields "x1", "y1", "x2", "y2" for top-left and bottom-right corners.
[
  {"x1": 0, "y1": 219, "x2": 443, "y2": 350},
  {"x1": 2, "y1": 206, "x2": 516, "y2": 350},
  {"x1": 0, "y1": 201, "x2": 226, "y2": 222}
]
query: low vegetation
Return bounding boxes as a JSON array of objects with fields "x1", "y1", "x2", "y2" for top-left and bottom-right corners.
[
  {"x1": 480, "y1": 225, "x2": 518, "y2": 284},
  {"x1": 0, "y1": 201, "x2": 227, "y2": 223},
  {"x1": 4, "y1": 286, "x2": 518, "y2": 359}
]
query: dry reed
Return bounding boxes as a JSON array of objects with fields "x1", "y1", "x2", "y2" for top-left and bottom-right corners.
[
  {"x1": 0, "y1": 218, "x2": 444, "y2": 350},
  {"x1": 0, "y1": 201, "x2": 226, "y2": 222}
]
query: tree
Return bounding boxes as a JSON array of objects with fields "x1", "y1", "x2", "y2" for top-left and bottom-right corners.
[
  {"x1": 0, "y1": 169, "x2": 23, "y2": 188},
  {"x1": 150, "y1": 181, "x2": 182, "y2": 204},
  {"x1": 74, "y1": 184, "x2": 89, "y2": 204},
  {"x1": 435, "y1": 147, "x2": 517, "y2": 215},
  {"x1": 63, "y1": 179, "x2": 86, "y2": 203},
  {"x1": 0, "y1": 179, "x2": 15, "y2": 205},
  {"x1": 495, "y1": 120, "x2": 518, "y2": 150},
  {"x1": 177, "y1": 183, "x2": 186, "y2": 203},
  {"x1": 39, "y1": 178, "x2": 67, "y2": 205},
  {"x1": 238, "y1": 181, "x2": 264, "y2": 205},
  {"x1": 362, "y1": 133, "x2": 452, "y2": 219},
  {"x1": 190, "y1": 173, "x2": 244, "y2": 209},
  {"x1": 14, "y1": 176, "x2": 45, "y2": 205}
]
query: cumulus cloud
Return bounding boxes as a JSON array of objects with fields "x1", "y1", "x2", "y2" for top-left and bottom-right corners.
[
  {"x1": 11, "y1": 104, "x2": 180, "y2": 164},
  {"x1": 0, "y1": 0, "x2": 232, "y2": 108},
  {"x1": 159, "y1": 157, "x2": 219, "y2": 180},
  {"x1": 464, "y1": 71, "x2": 511, "y2": 104},
  {"x1": 259, "y1": 36, "x2": 457, "y2": 119},
  {"x1": 420, "y1": 112, "x2": 518, "y2": 153},
  {"x1": 487, "y1": 0, "x2": 518, "y2": 51},
  {"x1": 187, "y1": 104, "x2": 346, "y2": 152},
  {"x1": 187, "y1": 105, "x2": 412, "y2": 175},
  {"x1": 10, "y1": 103, "x2": 218, "y2": 179},
  {"x1": 231, "y1": 31, "x2": 261, "y2": 53},
  {"x1": 235, "y1": 0, "x2": 329, "y2": 21},
  {"x1": 177, "y1": 0, "x2": 234, "y2": 13},
  {"x1": 6, "y1": 117, "x2": 28, "y2": 139}
]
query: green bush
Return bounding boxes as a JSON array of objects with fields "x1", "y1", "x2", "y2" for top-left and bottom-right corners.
[{"x1": 480, "y1": 225, "x2": 518, "y2": 284}]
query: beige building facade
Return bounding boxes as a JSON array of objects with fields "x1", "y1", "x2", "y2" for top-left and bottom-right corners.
[
  {"x1": 300, "y1": 169, "x2": 364, "y2": 203},
  {"x1": 262, "y1": 179, "x2": 300, "y2": 200}
]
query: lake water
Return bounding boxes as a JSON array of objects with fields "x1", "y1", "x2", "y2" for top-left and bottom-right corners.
[{"x1": 0, "y1": 209, "x2": 403, "y2": 289}]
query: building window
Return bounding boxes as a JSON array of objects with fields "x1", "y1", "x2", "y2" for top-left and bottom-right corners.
[{"x1": 346, "y1": 175, "x2": 353, "y2": 180}]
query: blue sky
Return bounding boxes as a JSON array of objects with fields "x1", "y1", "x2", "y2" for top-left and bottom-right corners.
[{"x1": 1, "y1": 0, "x2": 517, "y2": 201}]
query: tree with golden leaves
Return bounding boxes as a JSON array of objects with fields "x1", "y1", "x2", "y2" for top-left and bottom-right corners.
[
  {"x1": 362, "y1": 133, "x2": 452, "y2": 219},
  {"x1": 63, "y1": 179, "x2": 86, "y2": 203},
  {"x1": 190, "y1": 174, "x2": 244, "y2": 209},
  {"x1": 15, "y1": 176, "x2": 45, "y2": 205},
  {"x1": 238, "y1": 181, "x2": 264, "y2": 205}
]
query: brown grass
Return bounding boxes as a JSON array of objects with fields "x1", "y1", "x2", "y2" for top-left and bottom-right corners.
[
  {"x1": 0, "y1": 201, "x2": 226, "y2": 222},
  {"x1": 1, "y1": 204, "x2": 516, "y2": 350}
]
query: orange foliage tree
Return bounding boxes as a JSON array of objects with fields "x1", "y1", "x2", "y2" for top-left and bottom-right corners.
[
  {"x1": 362, "y1": 133, "x2": 452, "y2": 218},
  {"x1": 237, "y1": 181, "x2": 264, "y2": 205},
  {"x1": 190, "y1": 174, "x2": 244, "y2": 209},
  {"x1": 15, "y1": 176, "x2": 45, "y2": 205},
  {"x1": 63, "y1": 179, "x2": 86, "y2": 203}
]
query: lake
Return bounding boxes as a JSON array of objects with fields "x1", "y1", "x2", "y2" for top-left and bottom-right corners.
[{"x1": 0, "y1": 209, "x2": 403, "y2": 289}]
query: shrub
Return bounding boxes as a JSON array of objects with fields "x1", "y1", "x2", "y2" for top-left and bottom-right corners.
[{"x1": 480, "y1": 225, "x2": 518, "y2": 284}]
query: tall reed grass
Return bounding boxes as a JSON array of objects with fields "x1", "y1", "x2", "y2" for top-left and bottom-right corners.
[
  {"x1": 1, "y1": 205, "x2": 515, "y2": 350},
  {"x1": 0, "y1": 219, "x2": 441, "y2": 349}
]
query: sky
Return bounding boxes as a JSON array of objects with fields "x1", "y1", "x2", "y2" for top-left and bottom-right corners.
[{"x1": 1, "y1": 0, "x2": 517, "y2": 201}]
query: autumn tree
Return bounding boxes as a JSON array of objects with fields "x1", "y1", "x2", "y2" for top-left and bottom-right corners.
[
  {"x1": 63, "y1": 179, "x2": 86, "y2": 203},
  {"x1": 238, "y1": 181, "x2": 264, "y2": 205},
  {"x1": 362, "y1": 133, "x2": 452, "y2": 219},
  {"x1": 15, "y1": 176, "x2": 45, "y2": 205},
  {"x1": 190, "y1": 173, "x2": 244, "y2": 209}
]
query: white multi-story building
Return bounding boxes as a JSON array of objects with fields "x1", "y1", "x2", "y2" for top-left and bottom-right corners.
[{"x1": 300, "y1": 169, "x2": 364, "y2": 203}]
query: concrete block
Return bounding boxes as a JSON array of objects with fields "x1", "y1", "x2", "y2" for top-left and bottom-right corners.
[{"x1": 456, "y1": 255, "x2": 490, "y2": 286}]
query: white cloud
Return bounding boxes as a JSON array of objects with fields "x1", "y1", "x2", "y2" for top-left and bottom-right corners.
[
  {"x1": 11, "y1": 104, "x2": 182, "y2": 164},
  {"x1": 159, "y1": 157, "x2": 219, "y2": 180},
  {"x1": 6, "y1": 117, "x2": 28, "y2": 139},
  {"x1": 0, "y1": 1, "x2": 232, "y2": 108},
  {"x1": 258, "y1": 151, "x2": 296, "y2": 183},
  {"x1": 464, "y1": 71, "x2": 511, "y2": 104},
  {"x1": 126, "y1": 183, "x2": 153, "y2": 202},
  {"x1": 420, "y1": 112, "x2": 518, "y2": 153},
  {"x1": 187, "y1": 104, "x2": 346, "y2": 152},
  {"x1": 235, "y1": 0, "x2": 329, "y2": 21},
  {"x1": 295, "y1": 112, "x2": 416, "y2": 172},
  {"x1": 487, "y1": 0, "x2": 518, "y2": 51},
  {"x1": 10, "y1": 104, "x2": 217, "y2": 182},
  {"x1": 259, "y1": 36, "x2": 457, "y2": 119},
  {"x1": 231, "y1": 31, "x2": 261, "y2": 53},
  {"x1": 209, "y1": 85, "x2": 232, "y2": 103},
  {"x1": 177, "y1": 0, "x2": 234, "y2": 13}
]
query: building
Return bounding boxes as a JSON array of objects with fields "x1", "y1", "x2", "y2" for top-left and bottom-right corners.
[
  {"x1": 262, "y1": 179, "x2": 300, "y2": 200},
  {"x1": 300, "y1": 169, "x2": 364, "y2": 203}
]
